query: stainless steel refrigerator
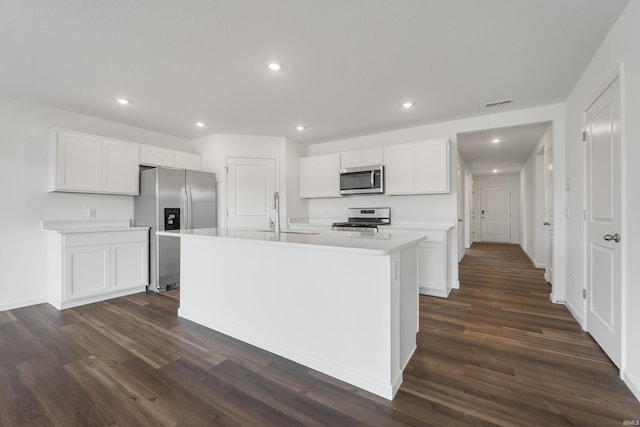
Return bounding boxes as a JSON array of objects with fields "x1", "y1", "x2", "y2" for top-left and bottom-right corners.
[{"x1": 134, "y1": 167, "x2": 216, "y2": 292}]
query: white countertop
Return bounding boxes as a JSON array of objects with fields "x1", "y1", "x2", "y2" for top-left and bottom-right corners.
[
  {"x1": 42, "y1": 219, "x2": 149, "y2": 234},
  {"x1": 157, "y1": 227, "x2": 429, "y2": 256}
]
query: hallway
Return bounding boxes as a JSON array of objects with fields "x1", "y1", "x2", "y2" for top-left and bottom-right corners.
[{"x1": 407, "y1": 242, "x2": 640, "y2": 425}]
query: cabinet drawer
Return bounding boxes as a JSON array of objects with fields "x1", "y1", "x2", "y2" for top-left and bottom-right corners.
[{"x1": 63, "y1": 230, "x2": 148, "y2": 247}]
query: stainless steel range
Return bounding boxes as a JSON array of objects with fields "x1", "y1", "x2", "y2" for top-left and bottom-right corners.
[{"x1": 331, "y1": 207, "x2": 391, "y2": 232}]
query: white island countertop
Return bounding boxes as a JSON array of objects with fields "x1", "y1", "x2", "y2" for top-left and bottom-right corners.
[{"x1": 156, "y1": 227, "x2": 429, "y2": 256}]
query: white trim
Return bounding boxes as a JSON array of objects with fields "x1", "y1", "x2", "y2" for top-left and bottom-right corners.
[
  {"x1": 565, "y1": 299, "x2": 586, "y2": 330},
  {"x1": 51, "y1": 287, "x2": 146, "y2": 310},
  {"x1": 0, "y1": 297, "x2": 47, "y2": 312},
  {"x1": 621, "y1": 369, "x2": 640, "y2": 402},
  {"x1": 419, "y1": 286, "x2": 451, "y2": 298},
  {"x1": 520, "y1": 243, "x2": 546, "y2": 269}
]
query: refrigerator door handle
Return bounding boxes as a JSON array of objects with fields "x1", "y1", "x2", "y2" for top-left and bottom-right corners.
[
  {"x1": 187, "y1": 186, "x2": 194, "y2": 230},
  {"x1": 180, "y1": 186, "x2": 188, "y2": 230}
]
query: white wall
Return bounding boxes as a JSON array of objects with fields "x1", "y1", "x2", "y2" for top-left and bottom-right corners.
[
  {"x1": 472, "y1": 174, "x2": 521, "y2": 244},
  {"x1": 520, "y1": 125, "x2": 552, "y2": 267},
  {"x1": 0, "y1": 96, "x2": 192, "y2": 311},
  {"x1": 193, "y1": 133, "x2": 303, "y2": 229},
  {"x1": 563, "y1": 0, "x2": 640, "y2": 399}
]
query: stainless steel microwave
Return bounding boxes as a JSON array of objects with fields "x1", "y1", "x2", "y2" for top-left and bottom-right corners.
[{"x1": 339, "y1": 165, "x2": 384, "y2": 195}]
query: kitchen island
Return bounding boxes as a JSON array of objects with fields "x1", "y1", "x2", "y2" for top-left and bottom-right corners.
[{"x1": 157, "y1": 228, "x2": 427, "y2": 399}]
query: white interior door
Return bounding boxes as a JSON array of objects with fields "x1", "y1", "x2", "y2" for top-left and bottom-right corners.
[
  {"x1": 226, "y1": 157, "x2": 277, "y2": 228},
  {"x1": 544, "y1": 146, "x2": 554, "y2": 283},
  {"x1": 480, "y1": 186, "x2": 511, "y2": 243},
  {"x1": 585, "y1": 76, "x2": 622, "y2": 368}
]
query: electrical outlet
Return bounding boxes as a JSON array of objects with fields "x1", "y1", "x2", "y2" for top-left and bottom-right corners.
[
  {"x1": 87, "y1": 208, "x2": 96, "y2": 218},
  {"x1": 417, "y1": 208, "x2": 424, "y2": 216}
]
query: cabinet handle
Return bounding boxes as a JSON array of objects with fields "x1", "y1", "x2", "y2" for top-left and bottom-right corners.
[{"x1": 543, "y1": 222, "x2": 550, "y2": 226}]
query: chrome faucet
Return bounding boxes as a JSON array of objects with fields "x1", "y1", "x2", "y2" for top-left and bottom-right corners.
[{"x1": 272, "y1": 190, "x2": 281, "y2": 234}]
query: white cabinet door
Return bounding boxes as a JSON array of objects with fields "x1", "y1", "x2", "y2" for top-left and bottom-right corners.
[
  {"x1": 64, "y1": 244, "x2": 109, "y2": 301},
  {"x1": 55, "y1": 130, "x2": 102, "y2": 192},
  {"x1": 362, "y1": 148, "x2": 383, "y2": 166},
  {"x1": 102, "y1": 137, "x2": 139, "y2": 195},
  {"x1": 111, "y1": 242, "x2": 148, "y2": 289},
  {"x1": 415, "y1": 139, "x2": 449, "y2": 193},
  {"x1": 319, "y1": 154, "x2": 340, "y2": 197},
  {"x1": 418, "y1": 241, "x2": 446, "y2": 296},
  {"x1": 340, "y1": 151, "x2": 364, "y2": 169},
  {"x1": 140, "y1": 145, "x2": 174, "y2": 167},
  {"x1": 174, "y1": 151, "x2": 201, "y2": 170},
  {"x1": 300, "y1": 154, "x2": 340, "y2": 198},
  {"x1": 384, "y1": 144, "x2": 415, "y2": 195},
  {"x1": 340, "y1": 148, "x2": 383, "y2": 169}
]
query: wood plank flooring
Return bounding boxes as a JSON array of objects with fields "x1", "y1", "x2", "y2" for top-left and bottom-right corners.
[{"x1": 2, "y1": 242, "x2": 639, "y2": 426}]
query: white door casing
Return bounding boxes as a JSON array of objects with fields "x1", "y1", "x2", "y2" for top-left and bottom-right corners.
[
  {"x1": 480, "y1": 186, "x2": 511, "y2": 243},
  {"x1": 457, "y1": 165, "x2": 465, "y2": 260},
  {"x1": 545, "y1": 145, "x2": 554, "y2": 283},
  {"x1": 226, "y1": 157, "x2": 277, "y2": 229},
  {"x1": 585, "y1": 76, "x2": 622, "y2": 368}
]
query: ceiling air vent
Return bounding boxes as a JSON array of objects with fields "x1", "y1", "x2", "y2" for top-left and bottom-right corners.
[{"x1": 485, "y1": 99, "x2": 512, "y2": 108}]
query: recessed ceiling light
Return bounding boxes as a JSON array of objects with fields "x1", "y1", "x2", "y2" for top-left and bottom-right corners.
[
  {"x1": 196, "y1": 122, "x2": 206, "y2": 128},
  {"x1": 492, "y1": 138, "x2": 500, "y2": 143},
  {"x1": 117, "y1": 98, "x2": 130, "y2": 105},
  {"x1": 402, "y1": 101, "x2": 414, "y2": 109},
  {"x1": 493, "y1": 169, "x2": 499, "y2": 173},
  {"x1": 296, "y1": 125, "x2": 305, "y2": 131},
  {"x1": 268, "y1": 62, "x2": 282, "y2": 71}
]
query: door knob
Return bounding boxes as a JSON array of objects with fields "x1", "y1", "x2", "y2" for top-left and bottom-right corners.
[
  {"x1": 458, "y1": 219, "x2": 463, "y2": 222},
  {"x1": 543, "y1": 222, "x2": 550, "y2": 226},
  {"x1": 603, "y1": 233, "x2": 621, "y2": 243}
]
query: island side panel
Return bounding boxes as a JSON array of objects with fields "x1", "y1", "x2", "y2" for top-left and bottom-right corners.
[
  {"x1": 178, "y1": 236, "x2": 398, "y2": 399},
  {"x1": 399, "y1": 245, "x2": 418, "y2": 370}
]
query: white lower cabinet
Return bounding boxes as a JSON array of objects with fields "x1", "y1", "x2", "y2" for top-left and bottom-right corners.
[
  {"x1": 386, "y1": 227, "x2": 450, "y2": 298},
  {"x1": 48, "y1": 229, "x2": 148, "y2": 310}
]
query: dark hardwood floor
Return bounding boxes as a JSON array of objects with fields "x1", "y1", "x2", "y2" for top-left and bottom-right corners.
[{"x1": 2, "y1": 243, "x2": 639, "y2": 426}]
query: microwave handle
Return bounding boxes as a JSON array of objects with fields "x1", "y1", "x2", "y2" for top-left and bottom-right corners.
[{"x1": 370, "y1": 170, "x2": 375, "y2": 188}]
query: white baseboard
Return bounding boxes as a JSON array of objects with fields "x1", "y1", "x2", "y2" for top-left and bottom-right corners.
[
  {"x1": 622, "y1": 369, "x2": 640, "y2": 402},
  {"x1": 0, "y1": 297, "x2": 47, "y2": 312},
  {"x1": 564, "y1": 299, "x2": 586, "y2": 330},
  {"x1": 419, "y1": 286, "x2": 451, "y2": 298},
  {"x1": 520, "y1": 244, "x2": 545, "y2": 269}
]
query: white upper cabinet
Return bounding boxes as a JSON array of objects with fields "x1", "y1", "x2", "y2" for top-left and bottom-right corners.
[
  {"x1": 340, "y1": 148, "x2": 383, "y2": 169},
  {"x1": 415, "y1": 139, "x2": 449, "y2": 193},
  {"x1": 384, "y1": 138, "x2": 449, "y2": 195},
  {"x1": 174, "y1": 151, "x2": 202, "y2": 170},
  {"x1": 140, "y1": 144, "x2": 202, "y2": 170},
  {"x1": 54, "y1": 130, "x2": 103, "y2": 192},
  {"x1": 51, "y1": 130, "x2": 139, "y2": 195},
  {"x1": 384, "y1": 144, "x2": 415, "y2": 194},
  {"x1": 139, "y1": 145, "x2": 173, "y2": 167},
  {"x1": 299, "y1": 153, "x2": 341, "y2": 198},
  {"x1": 102, "y1": 138, "x2": 140, "y2": 194}
]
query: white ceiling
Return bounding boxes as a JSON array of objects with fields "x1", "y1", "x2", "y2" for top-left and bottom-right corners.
[
  {"x1": 457, "y1": 122, "x2": 551, "y2": 175},
  {"x1": 0, "y1": 0, "x2": 629, "y2": 144}
]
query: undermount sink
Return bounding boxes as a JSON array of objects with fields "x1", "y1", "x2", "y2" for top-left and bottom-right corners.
[{"x1": 254, "y1": 229, "x2": 319, "y2": 235}]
